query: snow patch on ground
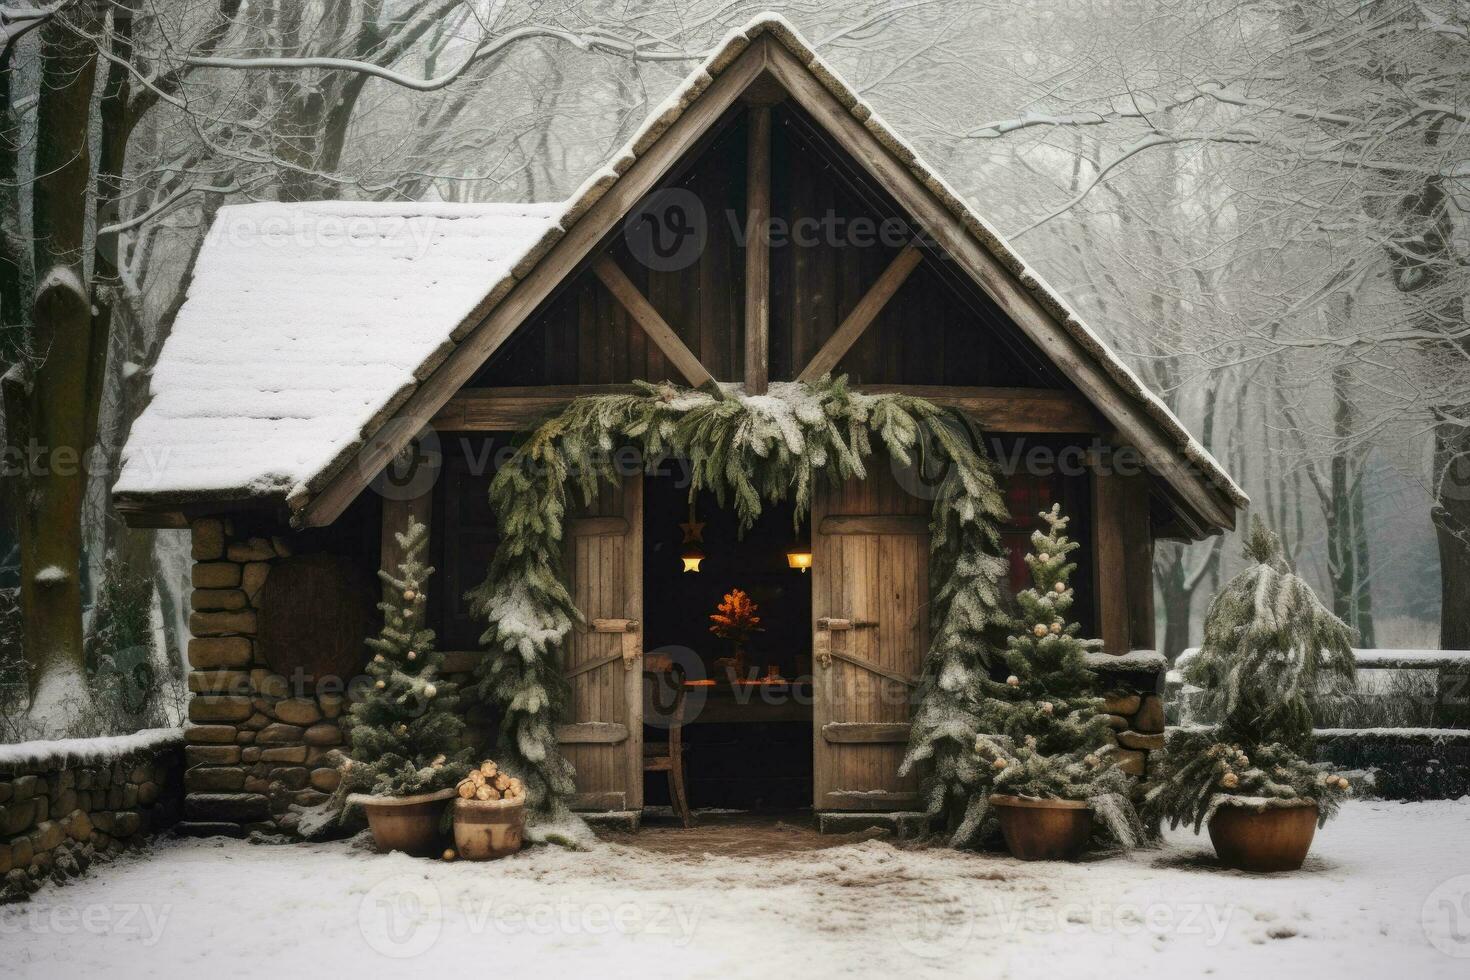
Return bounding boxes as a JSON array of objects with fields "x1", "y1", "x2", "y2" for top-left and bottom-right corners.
[{"x1": 3, "y1": 800, "x2": 1467, "y2": 977}]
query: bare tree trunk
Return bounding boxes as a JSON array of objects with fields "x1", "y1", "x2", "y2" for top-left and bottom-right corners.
[
  {"x1": 1158, "y1": 549, "x2": 1193, "y2": 661},
  {"x1": 1325, "y1": 362, "x2": 1375, "y2": 644},
  {"x1": 19, "y1": 4, "x2": 104, "y2": 701},
  {"x1": 0, "y1": 44, "x2": 30, "y2": 544}
]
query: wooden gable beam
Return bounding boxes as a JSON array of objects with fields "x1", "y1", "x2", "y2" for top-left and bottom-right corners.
[
  {"x1": 744, "y1": 101, "x2": 773, "y2": 394},
  {"x1": 433, "y1": 384, "x2": 1100, "y2": 434},
  {"x1": 295, "y1": 39, "x2": 772, "y2": 528},
  {"x1": 760, "y1": 41, "x2": 1236, "y2": 533},
  {"x1": 591, "y1": 256, "x2": 717, "y2": 391},
  {"x1": 797, "y1": 243, "x2": 923, "y2": 382}
]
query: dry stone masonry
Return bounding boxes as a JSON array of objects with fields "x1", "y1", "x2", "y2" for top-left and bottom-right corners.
[
  {"x1": 183, "y1": 517, "x2": 346, "y2": 837},
  {"x1": 182, "y1": 517, "x2": 483, "y2": 838},
  {"x1": 0, "y1": 731, "x2": 182, "y2": 903},
  {"x1": 1087, "y1": 653, "x2": 1168, "y2": 793}
]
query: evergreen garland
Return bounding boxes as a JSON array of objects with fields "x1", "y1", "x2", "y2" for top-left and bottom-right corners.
[
  {"x1": 339, "y1": 518, "x2": 472, "y2": 798},
  {"x1": 1147, "y1": 517, "x2": 1357, "y2": 831},
  {"x1": 467, "y1": 376, "x2": 1011, "y2": 816}
]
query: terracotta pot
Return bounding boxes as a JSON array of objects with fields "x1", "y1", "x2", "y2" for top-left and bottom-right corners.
[
  {"x1": 1208, "y1": 801, "x2": 1318, "y2": 872},
  {"x1": 356, "y1": 788, "x2": 456, "y2": 856},
  {"x1": 452, "y1": 797, "x2": 526, "y2": 860},
  {"x1": 990, "y1": 794, "x2": 1094, "y2": 861}
]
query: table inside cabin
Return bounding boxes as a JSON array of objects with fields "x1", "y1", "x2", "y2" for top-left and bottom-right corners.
[{"x1": 677, "y1": 678, "x2": 813, "y2": 724}]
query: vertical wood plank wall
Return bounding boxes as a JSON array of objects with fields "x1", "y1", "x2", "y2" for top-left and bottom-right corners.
[{"x1": 467, "y1": 102, "x2": 1055, "y2": 393}]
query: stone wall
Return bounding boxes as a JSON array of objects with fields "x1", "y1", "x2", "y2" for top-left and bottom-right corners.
[
  {"x1": 182, "y1": 517, "x2": 347, "y2": 837},
  {"x1": 182, "y1": 516, "x2": 485, "y2": 838},
  {"x1": 1, "y1": 730, "x2": 182, "y2": 902}
]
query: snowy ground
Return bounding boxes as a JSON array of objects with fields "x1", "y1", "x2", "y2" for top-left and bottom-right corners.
[{"x1": 3, "y1": 799, "x2": 1468, "y2": 978}]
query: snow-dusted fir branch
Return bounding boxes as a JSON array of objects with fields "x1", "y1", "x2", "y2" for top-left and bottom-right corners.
[
  {"x1": 1187, "y1": 517, "x2": 1357, "y2": 750},
  {"x1": 469, "y1": 376, "x2": 1010, "y2": 817},
  {"x1": 1147, "y1": 517, "x2": 1357, "y2": 832}
]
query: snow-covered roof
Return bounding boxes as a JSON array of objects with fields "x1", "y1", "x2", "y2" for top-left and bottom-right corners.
[
  {"x1": 117, "y1": 13, "x2": 1245, "y2": 522},
  {"x1": 115, "y1": 201, "x2": 563, "y2": 501}
]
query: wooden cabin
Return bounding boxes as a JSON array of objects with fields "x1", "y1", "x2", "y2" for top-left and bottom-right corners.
[{"x1": 115, "y1": 16, "x2": 1244, "y2": 836}]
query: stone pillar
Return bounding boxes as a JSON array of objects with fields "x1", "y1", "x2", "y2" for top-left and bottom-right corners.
[
  {"x1": 1088, "y1": 652, "x2": 1168, "y2": 791},
  {"x1": 181, "y1": 518, "x2": 347, "y2": 838}
]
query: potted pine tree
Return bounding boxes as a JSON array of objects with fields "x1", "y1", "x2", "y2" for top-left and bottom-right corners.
[
  {"x1": 975, "y1": 505, "x2": 1142, "y2": 860},
  {"x1": 1146, "y1": 518, "x2": 1356, "y2": 872},
  {"x1": 338, "y1": 517, "x2": 471, "y2": 855}
]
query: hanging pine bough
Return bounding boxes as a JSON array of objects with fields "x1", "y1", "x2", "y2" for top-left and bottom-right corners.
[{"x1": 466, "y1": 376, "x2": 1011, "y2": 817}]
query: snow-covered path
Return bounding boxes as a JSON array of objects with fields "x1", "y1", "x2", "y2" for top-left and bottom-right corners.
[{"x1": 3, "y1": 799, "x2": 1467, "y2": 979}]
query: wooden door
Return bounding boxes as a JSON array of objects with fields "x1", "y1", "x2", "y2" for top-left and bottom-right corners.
[
  {"x1": 556, "y1": 477, "x2": 644, "y2": 812},
  {"x1": 811, "y1": 464, "x2": 930, "y2": 812}
]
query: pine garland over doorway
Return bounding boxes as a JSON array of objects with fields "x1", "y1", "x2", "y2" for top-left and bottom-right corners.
[{"x1": 467, "y1": 375, "x2": 1011, "y2": 819}]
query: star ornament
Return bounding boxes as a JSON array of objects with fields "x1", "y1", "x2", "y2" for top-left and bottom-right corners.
[{"x1": 679, "y1": 519, "x2": 706, "y2": 544}]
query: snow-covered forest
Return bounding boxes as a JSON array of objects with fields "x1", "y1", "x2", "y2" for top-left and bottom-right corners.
[{"x1": 1, "y1": 0, "x2": 1467, "y2": 736}]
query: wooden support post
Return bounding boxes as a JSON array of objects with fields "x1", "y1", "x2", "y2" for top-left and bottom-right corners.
[
  {"x1": 1121, "y1": 474, "x2": 1156, "y2": 650},
  {"x1": 1091, "y1": 451, "x2": 1129, "y2": 656},
  {"x1": 744, "y1": 103, "x2": 771, "y2": 394},
  {"x1": 798, "y1": 244, "x2": 923, "y2": 382},
  {"x1": 592, "y1": 256, "x2": 718, "y2": 392}
]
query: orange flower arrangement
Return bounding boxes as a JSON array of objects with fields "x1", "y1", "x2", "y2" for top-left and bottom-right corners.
[{"x1": 709, "y1": 589, "x2": 764, "y2": 645}]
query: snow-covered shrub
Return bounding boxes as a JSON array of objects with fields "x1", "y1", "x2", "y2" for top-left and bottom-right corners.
[{"x1": 1148, "y1": 518, "x2": 1356, "y2": 831}]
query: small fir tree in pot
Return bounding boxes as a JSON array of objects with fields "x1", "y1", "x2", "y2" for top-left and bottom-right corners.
[
  {"x1": 911, "y1": 505, "x2": 1140, "y2": 852},
  {"x1": 1146, "y1": 517, "x2": 1356, "y2": 871},
  {"x1": 951, "y1": 505, "x2": 1142, "y2": 854},
  {"x1": 338, "y1": 518, "x2": 471, "y2": 851}
]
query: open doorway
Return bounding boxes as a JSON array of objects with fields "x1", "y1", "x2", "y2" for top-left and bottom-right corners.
[{"x1": 642, "y1": 472, "x2": 814, "y2": 814}]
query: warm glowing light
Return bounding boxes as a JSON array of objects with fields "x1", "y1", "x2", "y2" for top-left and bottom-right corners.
[
  {"x1": 682, "y1": 555, "x2": 704, "y2": 573},
  {"x1": 786, "y1": 550, "x2": 813, "y2": 572}
]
